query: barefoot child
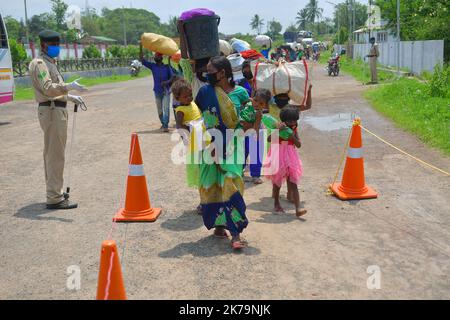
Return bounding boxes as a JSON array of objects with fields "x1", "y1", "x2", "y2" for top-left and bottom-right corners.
[
  {"x1": 264, "y1": 106, "x2": 307, "y2": 217},
  {"x1": 242, "y1": 88, "x2": 272, "y2": 184}
]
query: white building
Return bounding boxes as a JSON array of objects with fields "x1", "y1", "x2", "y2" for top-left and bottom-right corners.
[{"x1": 353, "y1": 20, "x2": 399, "y2": 44}]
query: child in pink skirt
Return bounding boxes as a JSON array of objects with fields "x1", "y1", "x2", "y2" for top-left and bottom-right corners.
[{"x1": 263, "y1": 106, "x2": 307, "y2": 217}]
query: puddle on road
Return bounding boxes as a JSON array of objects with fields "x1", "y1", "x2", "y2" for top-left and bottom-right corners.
[{"x1": 303, "y1": 113, "x2": 353, "y2": 131}]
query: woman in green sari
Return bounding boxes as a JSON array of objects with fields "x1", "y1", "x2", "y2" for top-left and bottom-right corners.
[{"x1": 195, "y1": 56, "x2": 250, "y2": 250}]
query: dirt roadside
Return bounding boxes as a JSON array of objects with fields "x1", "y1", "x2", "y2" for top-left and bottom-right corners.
[{"x1": 0, "y1": 62, "x2": 449, "y2": 299}]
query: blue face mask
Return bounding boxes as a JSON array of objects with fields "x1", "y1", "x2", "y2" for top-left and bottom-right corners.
[{"x1": 46, "y1": 45, "x2": 60, "y2": 58}]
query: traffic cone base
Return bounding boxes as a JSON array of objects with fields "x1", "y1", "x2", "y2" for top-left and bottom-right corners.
[
  {"x1": 113, "y1": 133, "x2": 162, "y2": 223},
  {"x1": 330, "y1": 118, "x2": 378, "y2": 201},
  {"x1": 330, "y1": 182, "x2": 378, "y2": 200},
  {"x1": 114, "y1": 207, "x2": 162, "y2": 222}
]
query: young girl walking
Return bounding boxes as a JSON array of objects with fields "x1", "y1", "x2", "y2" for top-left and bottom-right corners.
[{"x1": 263, "y1": 106, "x2": 307, "y2": 217}]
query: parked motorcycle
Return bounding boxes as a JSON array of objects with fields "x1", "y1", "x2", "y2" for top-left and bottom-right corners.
[
  {"x1": 130, "y1": 59, "x2": 142, "y2": 77},
  {"x1": 327, "y1": 54, "x2": 340, "y2": 76}
]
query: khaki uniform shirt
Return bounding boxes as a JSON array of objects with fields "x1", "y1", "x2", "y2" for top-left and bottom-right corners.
[
  {"x1": 29, "y1": 54, "x2": 68, "y2": 103},
  {"x1": 369, "y1": 43, "x2": 379, "y2": 58}
]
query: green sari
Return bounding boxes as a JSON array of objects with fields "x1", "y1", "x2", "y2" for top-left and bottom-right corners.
[{"x1": 195, "y1": 85, "x2": 249, "y2": 236}]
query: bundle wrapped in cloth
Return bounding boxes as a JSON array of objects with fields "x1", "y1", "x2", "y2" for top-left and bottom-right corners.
[
  {"x1": 250, "y1": 59, "x2": 310, "y2": 104},
  {"x1": 240, "y1": 49, "x2": 264, "y2": 60},
  {"x1": 255, "y1": 35, "x2": 272, "y2": 47},
  {"x1": 141, "y1": 33, "x2": 179, "y2": 56},
  {"x1": 219, "y1": 40, "x2": 232, "y2": 56}
]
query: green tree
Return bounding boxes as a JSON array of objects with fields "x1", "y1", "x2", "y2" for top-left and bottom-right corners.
[
  {"x1": 266, "y1": 19, "x2": 283, "y2": 39},
  {"x1": 162, "y1": 16, "x2": 179, "y2": 38},
  {"x1": 50, "y1": 0, "x2": 68, "y2": 31},
  {"x1": 4, "y1": 16, "x2": 26, "y2": 42},
  {"x1": 305, "y1": 0, "x2": 323, "y2": 34},
  {"x1": 374, "y1": 0, "x2": 449, "y2": 41},
  {"x1": 285, "y1": 23, "x2": 299, "y2": 33},
  {"x1": 63, "y1": 29, "x2": 78, "y2": 43},
  {"x1": 250, "y1": 14, "x2": 265, "y2": 34},
  {"x1": 100, "y1": 8, "x2": 166, "y2": 45},
  {"x1": 296, "y1": 8, "x2": 309, "y2": 30},
  {"x1": 28, "y1": 13, "x2": 57, "y2": 41},
  {"x1": 81, "y1": 8, "x2": 102, "y2": 36}
]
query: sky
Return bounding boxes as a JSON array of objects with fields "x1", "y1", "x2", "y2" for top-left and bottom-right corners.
[{"x1": 0, "y1": 0, "x2": 353, "y2": 35}]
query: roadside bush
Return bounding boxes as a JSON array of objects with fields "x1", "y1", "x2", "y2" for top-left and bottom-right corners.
[
  {"x1": 9, "y1": 39, "x2": 28, "y2": 65},
  {"x1": 106, "y1": 45, "x2": 124, "y2": 58},
  {"x1": 82, "y1": 45, "x2": 102, "y2": 59},
  {"x1": 123, "y1": 45, "x2": 139, "y2": 58},
  {"x1": 427, "y1": 64, "x2": 450, "y2": 98}
]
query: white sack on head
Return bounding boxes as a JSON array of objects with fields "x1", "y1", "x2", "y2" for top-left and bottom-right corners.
[{"x1": 250, "y1": 59, "x2": 310, "y2": 104}]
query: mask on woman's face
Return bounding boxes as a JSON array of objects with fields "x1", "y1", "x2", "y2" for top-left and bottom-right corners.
[
  {"x1": 197, "y1": 71, "x2": 208, "y2": 83},
  {"x1": 206, "y1": 72, "x2": 219, "y2": 86},
  {"x1": 46, "y1": 45, "x2": 60, "y2": 58}
]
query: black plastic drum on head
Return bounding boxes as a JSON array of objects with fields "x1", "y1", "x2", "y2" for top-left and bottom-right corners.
[{"x1": 178, "y1": 15, "x2": 221, "y2": 60}]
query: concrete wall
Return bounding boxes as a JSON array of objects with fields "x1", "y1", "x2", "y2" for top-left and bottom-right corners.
[
  {"x1": 353, "y1": 40, "x2": 444, "y2": 74},
  {"x1": 14, "y1": 66, "x2": 130, "y2": 87}
]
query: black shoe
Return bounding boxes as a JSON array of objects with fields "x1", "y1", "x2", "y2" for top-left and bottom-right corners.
[{"x1": 46, "y1": 199, "x2": 78, "y2": 210}]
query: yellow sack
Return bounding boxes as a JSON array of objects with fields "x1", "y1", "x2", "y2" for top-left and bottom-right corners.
[{"x1": 141, "y1": 33, "x2": 179, "y2": 56}]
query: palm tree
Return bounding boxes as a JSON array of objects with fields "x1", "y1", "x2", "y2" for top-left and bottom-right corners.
[
  {"x1": 250, "y1": 14, "x2": 265, "y2": 34},
  {"x1": 306, "y1": 0, "x2": 323, "y2": 33},
  {"x1": 296, "y1": 8, "x2": 309, "y2": 30}
]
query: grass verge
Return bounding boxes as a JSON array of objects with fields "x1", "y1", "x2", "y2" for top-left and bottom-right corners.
[
  {"x1": 320, "y1": 50, "x2": 449, "y2": 155},
  {"x1": 14, "y1": 69, "x2": 151, "y2": 101},
  {"x1": 364, "y1": 77, "x2": 450, "y2": 155}
]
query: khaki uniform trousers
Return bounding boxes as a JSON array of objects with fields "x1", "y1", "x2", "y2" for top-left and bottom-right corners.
[
  {"x1": 369, "y1": 57, "x2": 378, "y2": 83},
  {"x1": 38, "y1": 104, "x2": 68, "y2": 204}
]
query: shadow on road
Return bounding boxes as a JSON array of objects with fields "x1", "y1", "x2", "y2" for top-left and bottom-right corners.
[
  {"x1": 247, "y1": 197, "x2": 307, "y2": 224},
  {"x1": 0, "y1": 122, "x2": 12, "y2": 126},
  {"x1": 14, "y1": 203, "x2": 74, "y2": 223},
  {"x1": 158, "y1": 235, "x2": 261, "y2": 258},
  {"x1": 160, "y1": 210, "x2": 204, "y2": 232},
  {"x1": 136, "y1": 129, "x2": 169, "y2": 135}
]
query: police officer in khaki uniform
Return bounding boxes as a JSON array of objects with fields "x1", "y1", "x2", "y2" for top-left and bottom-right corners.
[
  {"x1": 29, "y1": 30, "x2": 87, "y2": 209},
  {"x1": 366, "y1": 37, "x2": 380, "y2": 84}
]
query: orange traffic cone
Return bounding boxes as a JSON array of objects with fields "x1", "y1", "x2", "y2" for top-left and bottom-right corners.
[
  {"x1": 114, "y1": 133, "x2": 162, "y2": 222},
  {"x1": 330, "y1": 118, "x2": 378, "y2": 200},
  {"x1": 96, "y1": 240, "x2": 126, "y2": 300}
]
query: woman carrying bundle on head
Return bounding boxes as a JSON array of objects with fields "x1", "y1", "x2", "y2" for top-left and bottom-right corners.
[{"x1": 194, "y1": 56, "x2": 251, "y2": 250}]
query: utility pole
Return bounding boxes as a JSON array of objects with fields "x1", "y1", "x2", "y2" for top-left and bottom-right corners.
[
  {"x1": 368, "y1": 0, "x2": 372, "y2": 41},
  {"x1": 397, "y1": 0, "x2": 401, "y2": 76},
  {"x1": 122, "y1": 7, "x2": 127, "y2": 46},
  {"x1": 352, "y1": 0, "x2": 356, "y2": 42},
  {"x1": 23, "y1": 0, "x2": 29, "y2": 44}
]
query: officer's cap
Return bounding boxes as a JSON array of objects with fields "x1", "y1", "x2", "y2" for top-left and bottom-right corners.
[{"x1": 39, "y1": 30, "x2": 61, "y2": 43}]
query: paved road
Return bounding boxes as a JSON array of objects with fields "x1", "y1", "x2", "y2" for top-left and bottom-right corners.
[{"x1": 1, "y1": 62, "x2": 449, "y2": 299}]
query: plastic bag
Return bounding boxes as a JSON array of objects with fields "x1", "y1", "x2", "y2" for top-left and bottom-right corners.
[{"x1": 231, "y1": 39, "x2": 251, "y2": 53}]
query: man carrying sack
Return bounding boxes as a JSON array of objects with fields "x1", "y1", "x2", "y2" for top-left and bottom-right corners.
[
  {"x1": 366, "y1": 37, "x2": 380, "y2": 84},
  {"x1": 29, "y1": 30, "x2": 87, "y2": 209}
]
